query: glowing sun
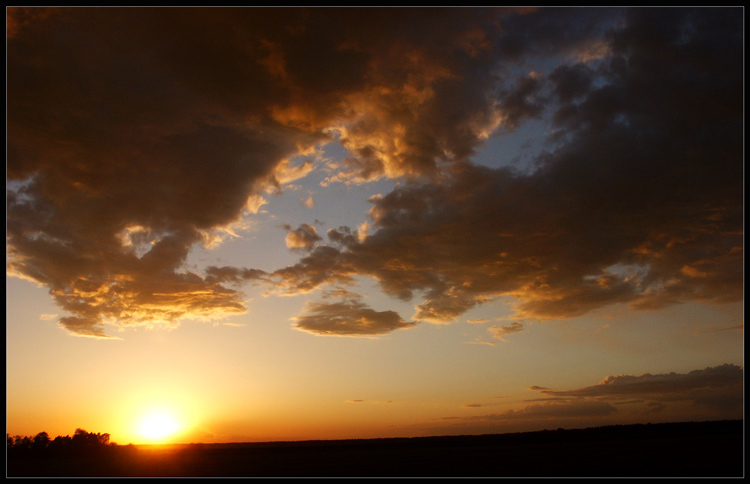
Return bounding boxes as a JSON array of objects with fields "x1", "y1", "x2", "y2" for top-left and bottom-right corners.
[{"x1": 137, "y1": 410, "x2": 181, "y2": 442}]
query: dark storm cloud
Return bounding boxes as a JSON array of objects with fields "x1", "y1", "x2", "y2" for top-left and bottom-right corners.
[
  {"x1": 548, "y1": 62, "x2": 595, "y2": 104},
  {"x1": 492, "y1": 7, "x2": 622, "y2": 61},
  {"x1": 263, "y1": 7, "x2": 743, "y2": 324},
  {"x1": 496, "y1": 73, "x2": 545, "y2": 131}
]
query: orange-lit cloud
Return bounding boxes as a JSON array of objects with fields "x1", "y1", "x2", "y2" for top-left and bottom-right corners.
[
  {"x1": 7, "y1": 8, "x2": 531, "y2": 337},
  {"x1": 7, "y1": 8, "x2": 742, "y2": 340},
  {"x1": 293, "y1": 298, "x2": 417, "y2": 337},
  {"x1": 253, "y1": 8, "x2": 742, "y2": 327},
  {"x1": 284, "y1": 224, "x2": 323, "y2": 251},
  {"x1": 490, "y1": 322, "x2": 525, "y2": 342}
]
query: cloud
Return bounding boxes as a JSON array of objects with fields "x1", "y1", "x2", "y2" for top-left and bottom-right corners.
[
  {"x1": 532, "y1": 364, "x2": 743, "y2": 416},
  {"x1": 259, "y1": 8, "x2": 742, "y2": 325},
  {"x1": 496, "y1": 72, "x2": 545, "y2": 131},
  {"x1": 490, "y1": 322, "x2": 525, "y2": 341},
  {"x1": 444, "y1": 364, "x2": 742, "y2": 432},
  {"x1": 7, "y1": 8, "x2": 332, "y2": 337},
  {"x1": 292, "y1": 297, "x2": 417, "y2": 337},
  {"x1": 7, "y1": 8, "x2": 742, "y2": 338},
  {"x1": 536, "y1": 364, "x2": 743, "y2": 399},
  {"x1": 8, "y1": 8, "x2": 552, "y2": 337},
  {"x1": 284, "y1": 224, "x2": 323, "y2": 251},
  {"x1": 203, "y1": 266, "x2": 269, "y2": 287},
  {"x1": 694, "y1": 323, "x2": 744, "y2": 334}
]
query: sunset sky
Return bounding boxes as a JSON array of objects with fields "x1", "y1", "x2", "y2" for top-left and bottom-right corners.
[{"x1": 6, "y1": 7, "x2": 743, "y2": 445}]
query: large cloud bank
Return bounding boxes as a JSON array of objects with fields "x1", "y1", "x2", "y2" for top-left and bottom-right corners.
[{"x1": 7, "y1": 8, "x2": 742, "y2": 337}]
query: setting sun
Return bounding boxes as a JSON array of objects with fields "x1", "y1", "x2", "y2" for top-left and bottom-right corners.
[{"x1": 137, "y1": 410, "x2": 181, "y2": 442}]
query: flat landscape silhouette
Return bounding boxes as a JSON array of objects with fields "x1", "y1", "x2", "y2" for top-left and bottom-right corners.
[{"x1": 7, "y1": 420, "x2": 743, "y2": 477}]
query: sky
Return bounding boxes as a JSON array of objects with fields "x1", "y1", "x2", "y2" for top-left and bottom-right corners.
[{"x1": 6, "y1": 7, "x2": 744, "y2": 445}]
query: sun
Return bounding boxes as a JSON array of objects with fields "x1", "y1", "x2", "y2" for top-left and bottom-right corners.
[{"x1": 137, "y1": 409, "x2": 181, "y2": 442}]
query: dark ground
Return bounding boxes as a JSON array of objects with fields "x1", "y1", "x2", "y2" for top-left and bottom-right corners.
[{"x1": 6, "y1": 420, "x2": 744, "y2": 477}]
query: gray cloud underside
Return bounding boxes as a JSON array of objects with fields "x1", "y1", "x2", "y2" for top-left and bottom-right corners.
[
  {"x1": 456, "y1": 364, "x2": 742, "y2": 424},
  {"x1": 532, "y1": 364, "x2": 743, "y2": 417},
  {"x1": 7, "y1": 8, "x2": 742, "y2": 337},
  {"x1": 537, "y1": 364, "x2": 743, "y2": 400}
]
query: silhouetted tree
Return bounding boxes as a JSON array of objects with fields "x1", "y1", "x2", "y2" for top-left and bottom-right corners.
[
  {"x1": 8, "y1": 429, "x2": 114, "y2": 459},
  {"x1": 32, "y1": 431, "x2": 51, "y2": 452},
  {"x1": 14, "y1": 435, "x2": 32, "y2": 450}
]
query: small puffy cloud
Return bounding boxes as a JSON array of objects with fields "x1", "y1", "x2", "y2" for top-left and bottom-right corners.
[
  {"x1": 204, "y1": 266, "x2": 269, "y2": 286},
  {"x1": 303, "y1": 196, "x2": 315, "y2": 209},
  {"x1": 284, "y1": 224, "x2": 323, "y2": 251},
  {"x1": 293, "y1": 298, "x2": 417, "y2": 337},
  {"x1": 490, "y1": 322, "x2": 524, "y2": 341},
  {"x1": 268, "y1": 159, "x2": 315, "y2": 188}
]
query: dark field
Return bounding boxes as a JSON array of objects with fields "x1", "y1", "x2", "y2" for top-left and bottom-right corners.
[{"x1": 7, "y1": 420, "x2": 744, "y2": 477}]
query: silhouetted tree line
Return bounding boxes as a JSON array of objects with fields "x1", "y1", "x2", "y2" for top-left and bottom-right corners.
[{"x1": 6, "y1": 428, "x2": 127, "y2": 459}]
